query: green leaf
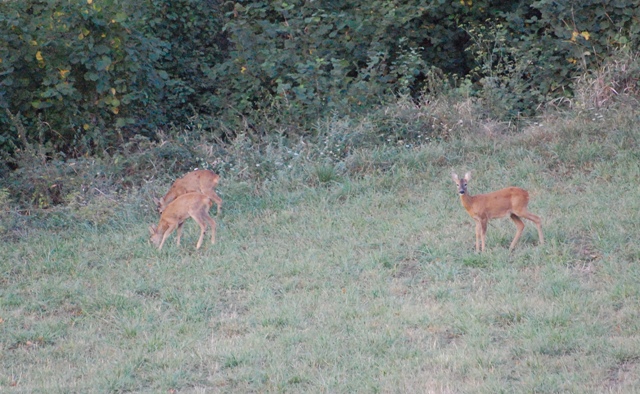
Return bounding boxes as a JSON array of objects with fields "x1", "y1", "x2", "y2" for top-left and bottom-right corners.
[
  {"x1": 85, "y1": 72, "x2": 100, "y2": 81},
  {"x1": 114, "y1": 12, "x2": 127, "y2": 23},
  {"x1": 41, "y1": 88, "x2": 58, "y2": 98},
  {"x1": 95, "y1": 56, "x2": 112, "y2": 71},
  {"x1": 31, "y1": 100, "x2": 52, "y2": 109},
  {"x1": 94, "y1": 44, "x2": 110, "y2": 55}
]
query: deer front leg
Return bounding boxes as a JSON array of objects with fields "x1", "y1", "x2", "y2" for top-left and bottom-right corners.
[
  {"x1": 212, "y1": 192, "x2": 223, "y2": 215},
  {"x1": 474, "y1": 220, "x2": 482, "y2": 252},
  {"x1": 479, "y1": 218, "x2": 488, "y2": 252},
  {"x1": 159, "y1": 223, "x2": 177, "y2": 250},
  {"x1": 204, "y1": 190, "x2": 223, "y2": 215}
]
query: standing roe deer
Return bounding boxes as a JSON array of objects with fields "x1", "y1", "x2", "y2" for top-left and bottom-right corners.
[
  {"x1": 451, "y1": 171, "x2": 544, "y2": 252},
  {"x1": 155, "y1": 169, "x2": 222, "y2": 215},
  {"x1": 149, "y1": 192, "x2": 216, "y2": 250}
]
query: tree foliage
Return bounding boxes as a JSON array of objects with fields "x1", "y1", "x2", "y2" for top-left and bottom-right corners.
[
  {"x1": 0, "y1": 0, "x2": 170, "y2": 156},
  {"x1": 0, "y1": 0, "x2": 639, "y2": 159}
]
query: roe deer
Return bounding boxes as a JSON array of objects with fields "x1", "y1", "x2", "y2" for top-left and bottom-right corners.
[
  {"x1": 155, "y1": 169, "x2": 222, "y2": 215},
  {"x1": 451, "y1": 171, "x2": 544, "y2": 252},
  {"x1": 149, "y1": 192, "x2": 216, "y2": 250}
]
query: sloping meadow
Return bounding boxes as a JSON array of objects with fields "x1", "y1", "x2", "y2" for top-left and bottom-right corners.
[{"x1": 2, "y1": 103, "x2": 640, "y2": 392}]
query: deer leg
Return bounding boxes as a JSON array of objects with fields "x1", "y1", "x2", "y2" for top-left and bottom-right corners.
[
  {"x1": 480, "y1": 218, "x2": 488, "y2": 252},
  {"x1": 191, "y1": 215, "x2": 207, "y2": 250},
  {"x1": 204, "y1": 215, "x2": 217, "y2": 245},
  {"x1": 175, "y1": 221, "x2": 184, "y2": 246},
  {"x1": 509, "y1": 214, "x2": 525, "y2": 251},
  {"x1": 523, "y1": 212, "x2": 544, "y2": 246},
  {"x1": 204, "y1": 190, "x2": 223, "y2": 215},
  {"x1": 474, "y1": 220, "x2": 482, "y2": 252},
  {"x1": 212, "y1": 192, "x2": 223, "y2": 215},
  {"x1": 158, "y1": 224, "x2": 177, "y2": 250}
]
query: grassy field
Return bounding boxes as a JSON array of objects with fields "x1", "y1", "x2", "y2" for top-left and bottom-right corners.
[{"x1": 2, "y1": 108, "x2": 640, "y2": 393}]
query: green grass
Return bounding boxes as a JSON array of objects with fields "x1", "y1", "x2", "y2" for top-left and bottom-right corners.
[{"x1": 2, "y1": 109, "x2": 640, "y2": 393}]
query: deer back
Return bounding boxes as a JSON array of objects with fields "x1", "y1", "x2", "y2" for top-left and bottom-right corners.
[
  {"x1": 157, "y1": 170, "x2": 220, "y2": 212},
  {"x1": 462, "y1": 187, "x2": 530, "y2": 220}
]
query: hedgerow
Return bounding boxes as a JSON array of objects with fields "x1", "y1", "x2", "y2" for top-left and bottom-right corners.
[{"x1": 0, "y1": 0, "x2": 638, "y2": 202}]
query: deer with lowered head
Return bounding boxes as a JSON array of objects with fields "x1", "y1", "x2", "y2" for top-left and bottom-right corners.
[
  {"x1": 149, "y1": 192, "x2": 216, "y2": 250},
  {"x1": 451, "y1": 171, "x2": 544, "y2": 252},
  {"x1": 155, "y1": 169, "x2": 222, "y2": 215}
]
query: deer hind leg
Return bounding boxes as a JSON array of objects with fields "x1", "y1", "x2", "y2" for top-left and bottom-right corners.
[
  {"x1": 204, "y1": 214, "x2": 216, "y2": 245},
  {"x1": 522, "y1": 212, "x2": 544, "y2": 246},
  {"x1": 175, "y1": 221, "x2": 185, "y2": 246},
  {"x1": 191, "y1": 215, "x2": 208, "y2": 250},
  {"x1": 509, "y1": 214, "x2": 525, "y2": 251}
]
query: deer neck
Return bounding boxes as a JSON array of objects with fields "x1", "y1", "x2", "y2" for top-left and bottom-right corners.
[{"x1": 459, "y1": 193, "x2": 475, "y2": 212}]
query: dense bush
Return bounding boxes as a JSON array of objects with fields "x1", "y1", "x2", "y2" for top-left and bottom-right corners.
[
  {"x1": 0, "y1": 0, "x2": 170, "y2": 156},
  {"x1": 210, "y1": 1, "x2": 510, "y2": 133},
  {"x1": 0, "y1": 0, "x2": 639, "y2": 171},
  {"x1": 142, "y1": 0, "x2": 228, "y2": 133}
]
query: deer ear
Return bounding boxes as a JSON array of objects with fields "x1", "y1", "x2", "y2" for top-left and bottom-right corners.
[
  {"x1": 464, "y1": 172, "x2": 472, "y2": 181},
  {"x1": 149, "y1": 225, "x2": 156, "y2": 235},
  {"x1": 451, "y1": 172, "x2": 459, "y2": 181}
]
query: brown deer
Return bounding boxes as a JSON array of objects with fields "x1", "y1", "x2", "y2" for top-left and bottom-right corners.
[
  {"x1": 155, "y1": 169, "x2": 222, "y2": 215},
  {"x1": 149, "y1": 192, "x2": 216, "y2": 250},
  {"x1": 451, "y1": 171, "x2": 544, "y2": 252}
]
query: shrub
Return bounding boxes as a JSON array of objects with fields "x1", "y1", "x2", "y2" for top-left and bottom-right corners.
[
  {"x1": 573, "y1": 50, "x2": 640, "y2": 110},
  {"x1": 0, "y1": 0, "x2": 168, "y2": 155}
]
